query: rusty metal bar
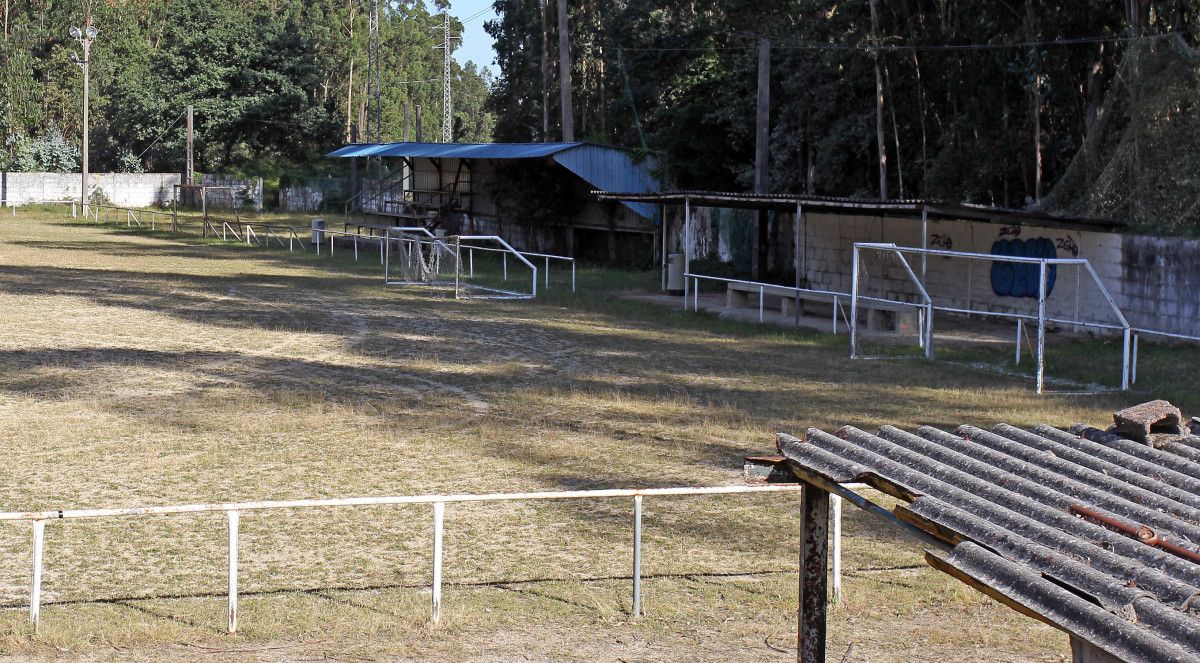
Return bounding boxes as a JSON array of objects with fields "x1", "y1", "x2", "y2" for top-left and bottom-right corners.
[{"x1": 1069, "y1": 504, "x2": 1200, "y2": 565}]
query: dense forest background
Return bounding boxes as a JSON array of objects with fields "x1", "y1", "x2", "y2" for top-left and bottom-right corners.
[
  {"x1": 3, "y1": 2, "x2": 1200, "y2": 229},
  {"x1": 0, "y1": 0, "x2": 494, "y2": 178},
  {"x1": 488, "y1": 0, "x2": 1200, "y2": 231}
]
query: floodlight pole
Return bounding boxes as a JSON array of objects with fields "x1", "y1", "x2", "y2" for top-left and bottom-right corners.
[{"x1": 71, "y1": 26, "x2": 96, "y2": 219}]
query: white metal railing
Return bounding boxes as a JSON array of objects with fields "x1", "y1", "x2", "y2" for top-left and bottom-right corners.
[
  {"x1": 205, "y1": 218, "x2": 308, "y2": 252},
  {"x1": 683, "y1": 273, "x2": 851, "y2": 333},
  {"x1": 6, "y1": 484, "x2": 854, "y2": 634},
  {"x1": 86, "y1": 203, "x2": 176, "y2": 230}
]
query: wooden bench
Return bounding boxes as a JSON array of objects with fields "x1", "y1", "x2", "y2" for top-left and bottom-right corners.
[{"x1": 725, "y1": 282, "x2": 919, "y2": 333}]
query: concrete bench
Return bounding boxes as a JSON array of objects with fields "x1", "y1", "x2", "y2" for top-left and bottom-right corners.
[{"x1": 725, "y1": 282, "x2": 919, "y2": 333}]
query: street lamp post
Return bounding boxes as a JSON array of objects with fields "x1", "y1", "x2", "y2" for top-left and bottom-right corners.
[{"x1": 70, "y1": 24, "x2": 97, "y2": 219}]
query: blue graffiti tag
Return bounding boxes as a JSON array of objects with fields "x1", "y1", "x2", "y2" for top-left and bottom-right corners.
[{"x1": 990, "y1": 237, "x2": 1057, "y2": 298}]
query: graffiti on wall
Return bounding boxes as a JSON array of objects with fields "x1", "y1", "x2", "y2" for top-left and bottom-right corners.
[{"x1": 990, "y1": 237, "x2": 1058, "y2": 298}]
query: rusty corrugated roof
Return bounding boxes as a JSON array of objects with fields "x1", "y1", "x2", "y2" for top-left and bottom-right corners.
[{"x1": 772, "y1": 405, "x2": 1200, "y2": 662}]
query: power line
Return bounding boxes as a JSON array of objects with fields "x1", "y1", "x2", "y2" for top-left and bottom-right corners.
[
  {"x1": 611, "y1": 30, "x2": 1181, "y2": 54},
  {"x1": 460, "y1": 7, "x2": 492, "y2": 24},
  {"x1": 135, "y1": 109, "x2": 186, "y2": 160}
]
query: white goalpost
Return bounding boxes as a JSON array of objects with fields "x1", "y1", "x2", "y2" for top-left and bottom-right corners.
[
  {"x1": 850, "y1": 242, "x2": 1132, "y2": 394},
  {"x1": 383, "y1": 229, "x2": 539, "y2": 300}
]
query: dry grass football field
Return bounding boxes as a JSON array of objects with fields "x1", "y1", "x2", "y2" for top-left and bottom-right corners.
[{"x1": 0, "y1": 210, "x2": 1188, "y2": 661}]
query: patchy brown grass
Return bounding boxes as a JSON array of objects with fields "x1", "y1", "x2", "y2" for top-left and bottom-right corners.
[{"x1": 0, "y1": 210, "x2": 1156, "y2": 661}]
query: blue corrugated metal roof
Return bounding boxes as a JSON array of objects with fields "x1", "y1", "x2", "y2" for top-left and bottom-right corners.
[
  {"x1": 327, "y1": 142, "x2": 583, "y2": 159},
  {"x1": 327, "y1": 141, "x2": 661, "y2": 220}
]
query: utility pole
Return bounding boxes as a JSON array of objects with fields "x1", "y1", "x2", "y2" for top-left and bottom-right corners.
[
  {"x1": 434, "y1": 11, "x2": 459, "y2": 143},
  {"x1": 752, "y1": 37, "x2": 770, "y2": 281},
  {"x1": 557, "y1": 0, "x2": 574, "y2": 142},
  {"x1": 70, "y1": 24, "x2": 97, "y2": 219},
  {"x1": 415, "y1": 104, "x2": 423, "y2": 142},
  {"x1": 541, "y1": 0, "x2": 551, "y2": 141}
]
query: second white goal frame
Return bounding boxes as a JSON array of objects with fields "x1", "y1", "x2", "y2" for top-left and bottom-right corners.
[{"x1": 850, "y1": 243, "x2": 1132, "y2": 394}]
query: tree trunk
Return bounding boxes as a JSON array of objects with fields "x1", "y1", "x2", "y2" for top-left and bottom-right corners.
[
  {"x1": 753, "y1": 38, "x2": 771, "y2": 281},
  {"x1": 1025, "y1": 0, "x2": 1043, "y2": 202},
  {"x1": 541, "y1": 0, "x2": 551, "y2": 141},
  {"x1": 557, "y1": 0, "x2": 574, "y2": 142},
  {"x1": 869, "y1": 0, "x2": 888, "y2": 200}
]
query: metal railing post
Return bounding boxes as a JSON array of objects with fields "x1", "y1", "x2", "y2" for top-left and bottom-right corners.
[
  {"x1": 354, "y1": 235, "x2": 359, "y2": 261},
  {"x1": 758, "y1": 286, "x2": 764, "y2": 323},
  {"x1": 30, "y1": 520, "x2": 45, "y2": 628},
  {"x1": 432, "y1": 501, "x2": 445, "y2": 624},
  {"x1": 632, "y1": 495, "x2": 643, "y2": 617},
  {"x1": 227, "y1": 510, "x2": 239, "y2": 634},
  {"x1": 545, "y1": 256, "x2": 550, "y2": 289},
  {"x1": 693, "y1": 277, "x2": 698, "y2": 311},
  {"x1": 469, "y1": 249, "x2": 474, "y2": 277},
  {"x1": 571, "y1": 261, "x2": 576, "y2": 293},
  {"x1": 832, "y1": 296, "x2": 838, "y2": 334},
  {"x1": 831, "y1": 495, "x2": 842, "y2": 605},
  {"x1": 503, "y1": 253, "x2": 508, "y2": 281}
]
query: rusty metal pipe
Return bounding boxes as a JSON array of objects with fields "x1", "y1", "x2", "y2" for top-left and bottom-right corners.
[{"x1": 1069, "y1": 503, "x2": 1200, "y2": 565}]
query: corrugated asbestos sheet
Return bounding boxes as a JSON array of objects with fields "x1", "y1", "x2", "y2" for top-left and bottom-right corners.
[{"x1": 775, "y1": 406, "x2": 1200, "y2": 663}]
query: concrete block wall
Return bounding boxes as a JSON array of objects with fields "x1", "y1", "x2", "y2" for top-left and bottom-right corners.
[
  {"x1": 1, "y1": 172, "x2": 180, "y2": 207},
  {"x1": 201, "y1": 174, "x2": 264, "y2": 211},
  {"x1": 684, "y1": 204, "x2": 1200, "y2": 337}
]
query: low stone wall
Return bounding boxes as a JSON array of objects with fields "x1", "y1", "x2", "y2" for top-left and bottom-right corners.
[{"x1": 1, "y1": 172, "x2": 179, "y2": 207}]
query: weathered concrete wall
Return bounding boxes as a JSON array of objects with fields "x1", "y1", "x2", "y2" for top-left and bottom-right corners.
[
  {"x1": 681, "y1": 206, "x2": 1200, "y2": 337},
  {"x1": 1, "y1": 172, "x2": 179, "y2": 207},
  {"x1": 201, "y1": 174, "x2": 264, "y2": 211}
]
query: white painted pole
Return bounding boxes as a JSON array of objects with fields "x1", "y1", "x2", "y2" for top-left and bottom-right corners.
[
  {"x1": 831, "y1": 495, "x2": 842, "y2": 605},
  {"x1": 850, "y1": 246, "x2": 860, "y2": 358},
  {"x1": 503, "y1": 253, "x2": 508, "y2": 281},
  {"x1": 1121, "y1": 327, "x2": 1132, "y2": 392},
  {"x1": 832, "y1": 296, "x2": 838, "y2": 334},
  {"x1": 227, "y1": 510, "x2": 239, "y2": 634},
  {"x1": 1036, "y1": 261, "x2": 1047, "y2": 395},
  {"x1": 571, "y1": 261, "x2": 576, "y2": 293},
  {"x1": 1015, "y1": 319, "x2": 1023, "y2": 365},
  {"x1": 758, "y1": 285, "x2": 764, "y2": 323},
  {"x1": 30, "y1": 520, "x2": 45, "y2": 627},
  {"x1": 1132, "y1": 333, "x2": 1139, "y2": 385},
  {"x1": 919, "y1": 208, "x2": 928, "y2": 281},
  {"x1": 432, "y1": 501, "x2": 445, "y2": 624},
  {"x1": 632, "y1": 495, "x2": 643, "y2": 617}
]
